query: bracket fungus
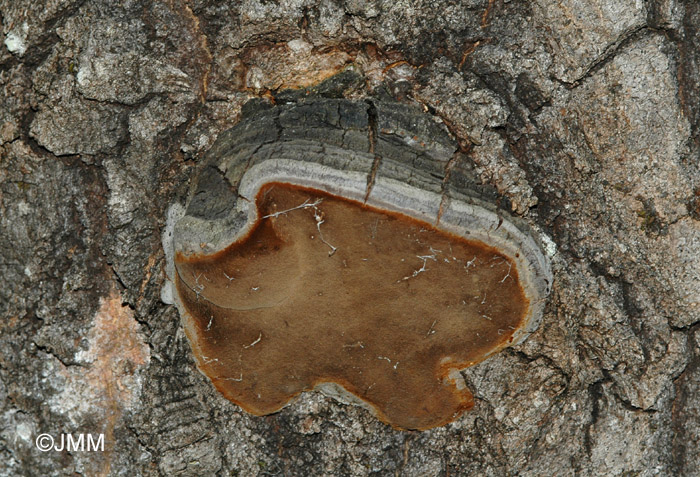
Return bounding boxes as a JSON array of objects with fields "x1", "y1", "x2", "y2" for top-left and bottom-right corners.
[{"x1": 162, "y1": 98, "x2": 552, "y2": 430}]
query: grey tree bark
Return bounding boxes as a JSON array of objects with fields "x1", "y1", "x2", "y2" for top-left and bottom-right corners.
[{"x1": 0, "y1": 0, "x2": 699, "y2": 476}]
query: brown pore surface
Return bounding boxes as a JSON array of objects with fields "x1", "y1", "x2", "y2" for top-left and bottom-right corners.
[{"x1": 175, "y1": 183, "x2": 529, "y2": 430}]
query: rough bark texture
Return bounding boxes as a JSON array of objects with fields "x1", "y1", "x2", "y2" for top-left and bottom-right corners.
[{"x1": 0, "y1": 0, "x2": 698, "y2": 476}]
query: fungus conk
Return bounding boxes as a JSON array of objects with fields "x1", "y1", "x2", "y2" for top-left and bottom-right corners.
[{"x1": 162, "y1": 98, "x2": 552, "y2": 430}]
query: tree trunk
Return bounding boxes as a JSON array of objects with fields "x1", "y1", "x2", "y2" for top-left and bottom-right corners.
[{"x1": 1, "y1": 0, "x2": 699, "y2": 475}]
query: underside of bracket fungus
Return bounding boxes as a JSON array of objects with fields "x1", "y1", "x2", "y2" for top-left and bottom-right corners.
[{"x1": 162, "y1": 98, "x2": 551, "y2": 430}]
